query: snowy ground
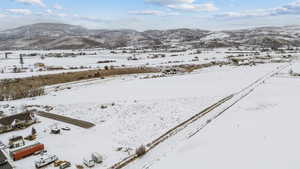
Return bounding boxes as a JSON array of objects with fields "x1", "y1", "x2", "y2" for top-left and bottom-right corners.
[
  {"x1": 0, "y1": 60, "x2": 292, "y2": 169},
  {"x1": 0, "y1": 48, "x2": 280, "y2": 79},
  {"x1": 145, "y1": 62, "x2": 300, "y2": 169},
  {"x1": 0, "y1": 48, "x2": 258, "y2": 79}
]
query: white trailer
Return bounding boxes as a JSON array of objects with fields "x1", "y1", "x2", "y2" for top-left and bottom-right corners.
[{"x1": 35, "y1": 154, "x2": 58, "y2": 168}]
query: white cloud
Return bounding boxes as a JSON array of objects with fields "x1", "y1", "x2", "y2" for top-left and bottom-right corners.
[
  {"x1": 217, "y1": 1, "x2": 300, "y2": 18},
  {"x1": 129, "y1": 10, "x2": 180, "y2": 16},
  {"x1": 167, "y1": 3, "x2": 217, "y2": 11},
  {"x1": 43, "y1": 10, "x2": 104, "y2": 23},
  {"x1": 129, "y1": 10, "x2": 162, "y2": 15},
  {"x1": 145, "y1": 0, "x2": 194, "y2": 5},
  {"x1": 145, "y1": 0, "x2": 217, "y2": 12},
  {"x1": 15, "y1": 0, "x2": 45, "y2": 7},
  {"x1": 0, "y1": 14, "x2": 6, "y2": 18},
  {"x1": 42, "y1": 9, "x2": 69, "y2": 18},
  {"x1": 53, "y1": 4, "x2": 63, "y2": 10},
  {"x1": 55, "y1": 13, "x2": 68, "y2": 17},
  {"x1": 46, "y1": 9, "x2": 53, "y2": 14},
  {"x1": 6, "y1": 9, "x2": 32, "y2": 15},
  {"x1": 74, "y1": 15, "x2": 106, "y2": 22}
]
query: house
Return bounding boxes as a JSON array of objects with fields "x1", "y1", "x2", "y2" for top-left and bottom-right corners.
[
  {"x1": 9, "y1": 136, "x2": 25, "y2": 149},
  {"x1": 0, "y1": 112, "x2": 37, "y2": 134}
]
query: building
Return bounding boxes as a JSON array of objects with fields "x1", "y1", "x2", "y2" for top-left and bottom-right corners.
[
  {"x1": 10, "y1": 142, "x2": 44, "y2": 161},
  {"x1": 8, "y1": 136, "x2": 25, "y2": 149},
  {"x1": 0, "y1": 112, "x2": 37, "y2": 134},
  {"x1": 34, "y1": 62, "x2": 46, "y2": 69},
  {"x1": 0, "y1": 150, "x2": 13, "y2": 169}
]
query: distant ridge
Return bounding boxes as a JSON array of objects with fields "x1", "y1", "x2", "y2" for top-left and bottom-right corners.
[{"x1": 0, "y1": 23, "x2": 300, "y2": 50}]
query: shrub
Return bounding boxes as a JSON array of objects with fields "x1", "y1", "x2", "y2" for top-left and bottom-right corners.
[
  {"x1": 136, "y1": 145, "x2": 146, "y2": 157},
  {"x1": 0, "y1": 79, "x2": 45, "y2": 101}
]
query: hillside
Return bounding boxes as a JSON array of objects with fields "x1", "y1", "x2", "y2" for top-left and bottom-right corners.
[{"x1": 0, "y1": 23, "x2": 300, "y2": 50}]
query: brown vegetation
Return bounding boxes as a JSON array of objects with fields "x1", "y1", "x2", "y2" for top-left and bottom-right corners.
[
  {"x1": 135, "y1": 145, "x2": 146, "y2": 157},
  {"x1": 179, "y1": 61, "x2": 230, "y2": 73},
  {"x1": 0, "y1": 79, "x2": 45, "y2": 101},
  {"x1": 0, "y1": 67, "x2": 159, "y2": 101}
]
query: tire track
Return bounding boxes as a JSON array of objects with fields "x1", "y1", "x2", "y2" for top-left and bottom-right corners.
[{"x1": 108, "y1": 63, "x2": 290, "y2": 169}]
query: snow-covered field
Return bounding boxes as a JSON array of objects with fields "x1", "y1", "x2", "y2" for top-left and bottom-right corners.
[
  {"x1": 0, "y1": 60, "x2": 292, "y2": 168},
  {"x1": 0, "y1": 49, "x2": 227, "y2": 80},
  {"x1": 0, "y1": 48, "x2": 299, "y2": 169},
  {"x1": 145, "y1": 63, "x2": 300, "y2": 169}
]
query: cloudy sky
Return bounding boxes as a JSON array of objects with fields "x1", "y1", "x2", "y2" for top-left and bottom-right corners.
[{"x1": 0, "y1": 0, "x2": 300, "y2": 30}]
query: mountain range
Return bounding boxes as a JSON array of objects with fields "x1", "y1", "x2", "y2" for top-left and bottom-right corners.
[{"x1": 0, "y1": 23, "x2": 300, "y2": 50}]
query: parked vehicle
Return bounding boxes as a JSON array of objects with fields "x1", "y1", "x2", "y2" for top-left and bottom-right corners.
[
  {"x1": 35, "y1": 154, "x2": 58, "y2": 168},
  {"x1": 59, "y1": 161, "x2": 71, "y2": 169},
  {"x1": 54, "y1": 160, "x2": 65, "y2": 167},
  {"x1": 83, "y1": 158, "x2": 95, "y2": 168},
  {"x1": 61, "y1": 127, "x2": 71, "y2": 131},
  {"x1": 91, "y1": 153, "x2": 103, "y2": 164},
  {"x1": 24, "y1": 134, "x2": 37, "y2": 141},
  {"x1": 10, "y1": 142, "x2": 44, "y2": 161},
  {"x1": 51, "y1": 127, "x2": 60, "y2": 134},
  {"x1": 33, "y1": 150, "x2": 43, "y2": 156}
]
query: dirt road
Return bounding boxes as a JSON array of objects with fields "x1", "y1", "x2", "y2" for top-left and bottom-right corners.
[{"x1": 36, "y1": 111, "x2": 95, "y2": 129}]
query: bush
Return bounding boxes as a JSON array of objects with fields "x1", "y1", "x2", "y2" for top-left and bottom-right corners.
[
  {"x1": 0, "y1": 79, "x2": 45, "y2": 101},
  {"x1": 136, "y1": 145, "x2": 146, "y2": 157}
]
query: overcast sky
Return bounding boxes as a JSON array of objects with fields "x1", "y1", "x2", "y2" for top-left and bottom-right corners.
[{"x1": 0, "y1": 0, "x2": 300, "y2": 31}]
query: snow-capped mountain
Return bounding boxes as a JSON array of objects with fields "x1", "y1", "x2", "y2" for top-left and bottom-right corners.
[{"x1": 0, "y1": 23, "x2": 300, "y2": 50}]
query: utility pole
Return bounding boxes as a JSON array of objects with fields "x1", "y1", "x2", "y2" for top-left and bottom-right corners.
[
  {"x1": 5, "y1": 52, "x2": 8, "y2": 59},
  {"x1": 19, "y1": 54, "x2": 24, "y2": 69}
]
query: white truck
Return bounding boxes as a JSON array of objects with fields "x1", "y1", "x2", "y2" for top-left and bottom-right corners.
[{"x1": 35, "y1": 154, "x2": 58, "y2": 168}]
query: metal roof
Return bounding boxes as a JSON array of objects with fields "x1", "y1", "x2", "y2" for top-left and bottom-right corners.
[
  {"x1": 0, "y1": 163, "x2": 13, "y2": 169},
  {"x1": 0, "y1": 112, "x2": 34, "y2": 126},
  {"x1": 0, "y1": 150, "x2": 7, "y2": 163},
  {"x1": 0, "y1": 150, "x2": 12, "y2": 169}
]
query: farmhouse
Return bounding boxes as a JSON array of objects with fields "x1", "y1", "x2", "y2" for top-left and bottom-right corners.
[
  {"x1": 9, "y1": 136, "x2": 25, "y2": 149},
  {"x1": 0, "y1": 112, "x2": 37, "y2": 134}
]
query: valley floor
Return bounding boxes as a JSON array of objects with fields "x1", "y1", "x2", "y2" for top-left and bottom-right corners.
[
  {"x1": 146, "y1": 63, "x2": 300, "y2": 169},
  {"x1": 1, "y1": 61, "x2": 298, "y2": 169}
]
